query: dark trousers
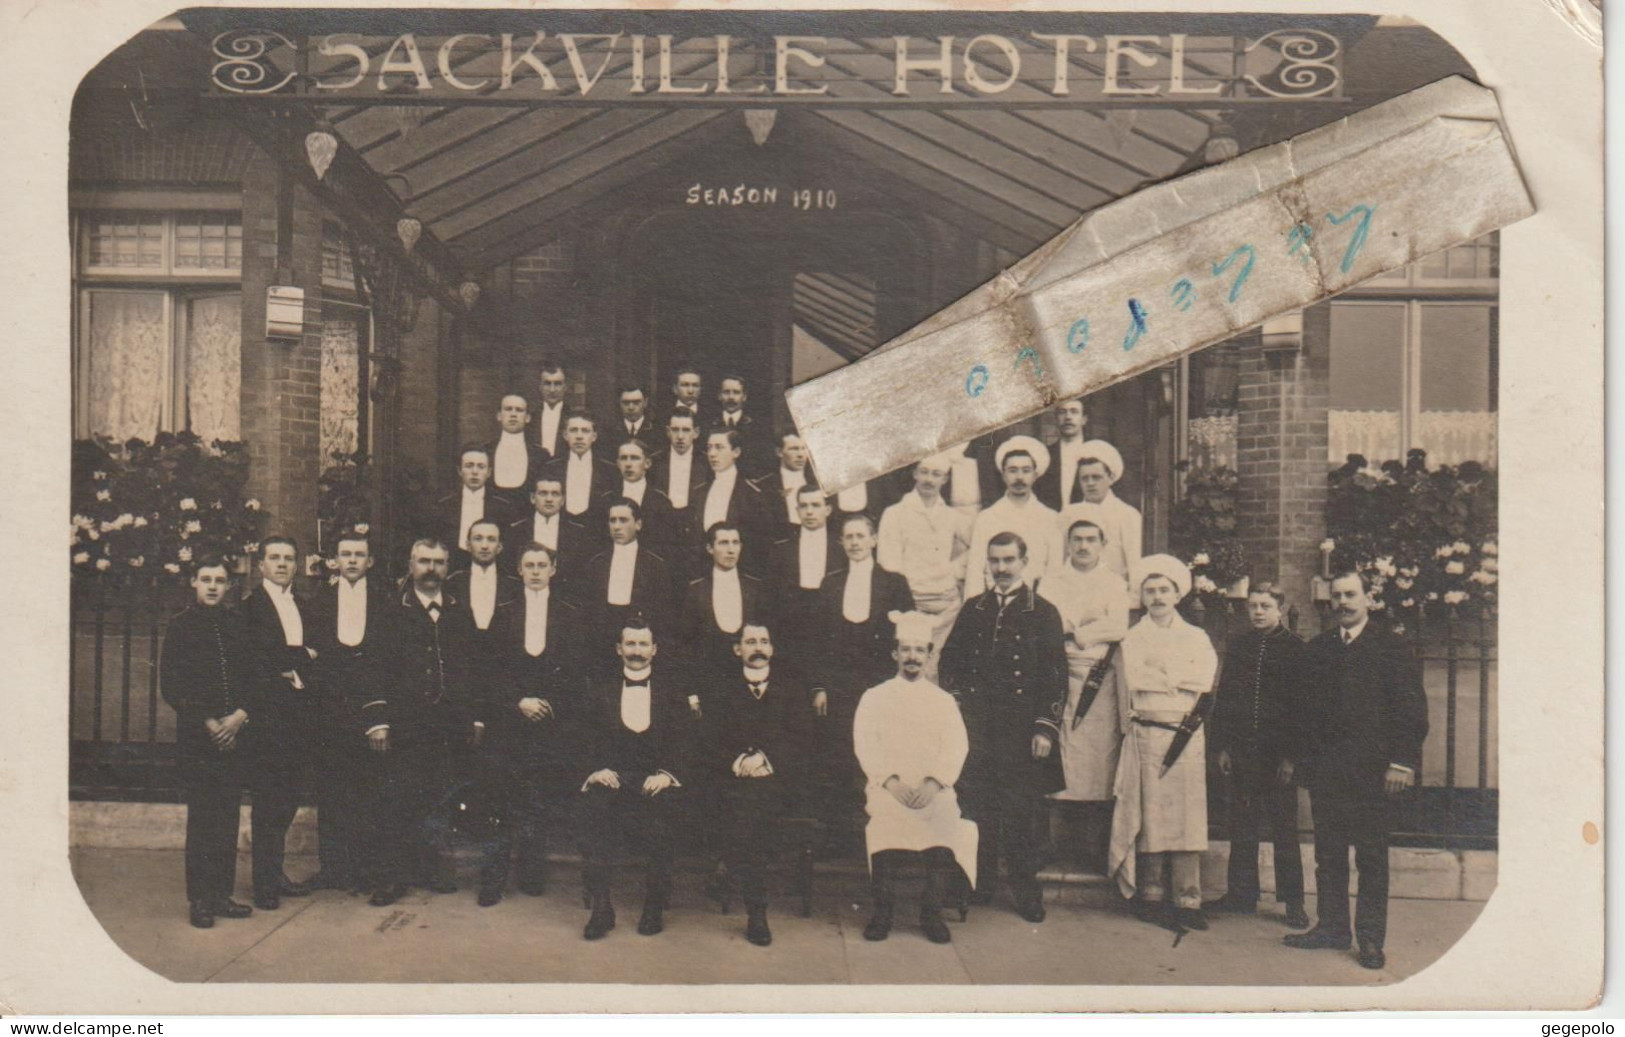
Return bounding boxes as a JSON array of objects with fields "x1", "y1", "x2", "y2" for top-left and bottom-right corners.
[
  {"x1": 1225, "y1": 754, "x2": 1305, "y2": 906},
  {"x1": 183, "y1": 756, "x2": 243, "y2": 905},
  {"x1": 314, "y1": 724, "x2": 363, "y2": 886},
  {"x1": 578, "y1": 779, "x2": 683, "y2": 903},
  {"x1": 870, "y1": 847, "x2": 956, "y2": 915},
  {"x1": 480, "y1": 761, "x2": 560, "y2": 891},
  {"x1": 363, "y1": 734, "x2": 457, "y2": 888},
  {"x1": 1309, "y1": 786, "x2": 1392, "y2": 949},
  {"x1": 719, "y1": 780, "x2": 793, "y2": 909},
  {"x1": 248, "y1": 719, "x2": 305, "y2": 897},
  {"x1": 962, "y1": 775, "x2": 1044, "y2": 893}
]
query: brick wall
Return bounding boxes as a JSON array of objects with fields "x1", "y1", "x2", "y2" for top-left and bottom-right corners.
[{"x1": 511, "y1": 240, "x2": 575, "y2": 287}]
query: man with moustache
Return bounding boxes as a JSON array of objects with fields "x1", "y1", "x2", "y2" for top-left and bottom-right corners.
[
  {"x1": 238, "y1": 535, "x2": 318, "y2": 909},
  {"x1": 480, "y1": 543, "x2": 584, "y2": 906},
  {"x1": 938, "y1": 532, "x2": 1067, "y2": 922},
  {"x1": 1035, "y1": 398, "x2": 1091, "y2": 510},
  {"x1": 964, "y1": 437, "x2": 1061, "y2": 599},
  {"x1": 769, "y1": 486, "x2": 841, "y2": 665},
  {"x1": 1057, "y1": 440, "x2": 1143, "y2": 583},
  {"x1": 508, "y1": 475, "x2": 590, "y2": 600},
  {"x1": 691, "y1": 428, "x2": 770, "y2": 573},
  {"x1": 160, "y1": 555, "x2": 261, "y2": 929},
  {"x1": 434, "y1": 446, "x2": 513, "y2": 572},
  {"x1": 1285, "y1": 571, "x2": 1427, "y2": 970},
  {"x1": 542, "y1": 412, "x2": 616, "y2": 525},
  {"x1": 599, "y1": 439, "x2": 676, "y2": 555},
  {"x1": 535, "y1": 364, "x2": 570, "y2": 461},
  {"x1": 705, "y1": 622, "x2": 814, "y2": 947},
  {"x1": 576, "y1": 620, "x2": 695, "y2": 940},
  {"x1": 614, "y1": 386, "x2": 654, "y2": 444},
  {"x1": 304, "y1": 529, "x2": 396, "y2": 895},
  {"x1": 878, "y1": 452, "x2": 973, "y2": 675},
  {"x1": 366, "y1": 539, "x2": 486, "y2": 907},
  {"x1": 853, "y1": 610, "x2": 978, "y2": 944},
  {"x1": 581, "y1": 498, "x2": 674, "y2": 643},
  {"x1": 489, "y1": 393, "x2": 544, "y2": 495},
  {"x1": 678, "y1": 522, "x2": 770, "y2": 702}
]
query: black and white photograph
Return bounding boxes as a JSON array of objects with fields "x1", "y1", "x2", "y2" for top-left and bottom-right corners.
[{"x1": 0, "y1": 0, "x2": 1605, "y2": 1016}]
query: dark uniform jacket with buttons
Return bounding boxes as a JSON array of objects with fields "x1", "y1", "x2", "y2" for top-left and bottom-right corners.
[
  {"x1": 305, "y1": 576, "x2": 399, "y2": 738},
  {"x1": 382, "y1": 587, "x2": 484, "y2": 748},
  {"x1": 1211, "y1": 624, "x2": 1311, "y2": 770},
  {"x1": 159, "y1": 603, "x2": 265, "y2": 774},
  {"x1": 937, "y1": 582, "x2": 1067, "y2": 797}
]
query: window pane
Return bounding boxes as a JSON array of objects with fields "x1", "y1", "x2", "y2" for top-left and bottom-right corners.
[
  {"x1": 186, "y1": 294, "x2": 242, "y2": 442},
  {"x1": 83, "y1": 290, "x2": 168, "y2": 440},
  {"x1": 173, "y1": 212, "x2": 242, "y2": 271},
  {"x1": 87, "y1": 212, "x2": 163, "y2": 269},
  {"x1": 1329, "y1": 302, "x2": 1405, "y2": 463},
  {"x1": 1417, "y1": 303, "x2": 1496, "y2": 466}
]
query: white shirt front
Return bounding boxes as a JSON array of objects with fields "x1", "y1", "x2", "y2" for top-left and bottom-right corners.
[
  {"x1": 336, "y1": 577, "x2": 367, "y2": 647},
  {"x1": 666, "y1": 448, "x2": 695, "y2": 509},
  {"x1": 468, "y1": 563, "x2": 498, "y2": 630},
  {"x1": 607, "y1": 541, "x2": 639, "y2": 606},
  {"x1": 565, "y1": 452, "x2": 594, "y2": 515},
  {"x1": 524, "y1": 587, "x2": 550, "y2": 656},
  {"x1": 493, "y1": 430, "x2": 529, "y2": 489},
  {"x1": 842, "y1": 557, "x2": 874, "y2": 623},
  {"x1": 458, "y1": 487, "x2": 485, "y2": 551},
  {"x1": 778, "y1": 466, "x2": 808, "y2": 523},
  {"x1": 703, "y1": 466, "x2": 738, "y2": 533},
  {"x1": 264, "y1": 581, "x2": 304, "y2": 646},
  {"x1": 711, "y1": 566, "x2": 743, "y2": 634},
  {"x1": 414, "y1": 589, "x2": 444, "y2": 621},
  {"x1": 621, "y1": 666, "x2": 653, "y2": 733},
  {"x1": 538, "y1": 401, "x2": 563, "y2": 453},
  {"x1": 620, "y1": 478, "x2": 648, "y2": 506},
  {"x1": 797, "y1": 526, "x2": 828, "y2": 590},
  {"x1": 532, "y1": 512, "x2": 560, "y2": 550}
]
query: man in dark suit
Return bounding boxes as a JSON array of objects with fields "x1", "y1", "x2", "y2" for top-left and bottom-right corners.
[
  {"x1": 238, "y1": 535, "x2": 318, "y2": 910},
  {"x1": 600, "y1": 439, "x2": 677, "y2": 556},
  {"x1": 811, "y1": 513, "x2": 914, "y2": 829},
  {"x1": 535, "y1": 363, "x2": 569, "y2": 461},
  {"x1": 769, "y1": 486, "x2": 841, "y2": 667},
  {"x1": 704, "y1": 621, "x2": 814, "y2": 947},
  {"x1": 691, "y1": 428, "x2": 772, "y2": 575},
  {"x1": 575, "y1": 619, "x2": 696, "y2": 940},
  {"x1": 446, "y1": 519, "x2": 522, "y2": 644},
  {"x1": 507, "y1": 475, "x2": 592, "y2": 601},
  {"x1": 581, "y1": 498, "x2": 674, "y2": 648},
  {"x1": 303, "y1": 529, "x2": 395, "y2": 895},
  {"x1": 678, "y1": 522, "x2": 770, "y2": 704},
  {"x1": 366, "y1": 538, "x2": 487, "y2": 907},
  {"x1": 650, "y1": 412, "x2": 705, "y2": 577},
  {"x1": 666, "y1": 365, "x2": 705, "y2": 427},
  {"x1": 612, "y1": 385, "x2": 655, "y2": 445},
  {"x1": 1207, "y1": 581, "x2": 1311, "y2": 929},
  {"x1": 489, "y1": 393, "x2": 546, "y2": 496},
  {"x1": 1285, "y1": 571, "x2": 1428, "y2": 970},
  {"x1": 938, "y1": 531, "x2": 1067, "y2": 923},
  {"x1": 1034, "y1": 397, "x2": 1090, "y2": 510},
  {"x1": 542, "y1": 411, "x2": 616, "y2": 527},
  {"x1": 479, "y1": 543, "x2": 585, "y2": 906},
  {"x1": 159, "y1": 556, "x2": 261, "y2": 929},
  {"x1": 715, "y1": 373, "x2": 771, "y2": 476},
  {"x1": 757, "y1": 431, "x2": 815, "y2": 535},
  {"x1": 434, "y1": 446, "x2": 515, "y2": 572}
]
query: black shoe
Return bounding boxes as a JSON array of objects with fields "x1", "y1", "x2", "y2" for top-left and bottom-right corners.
[
  {"x1": 1357, "y1": 941, "x2": 1386, "y2": 970},
  {"x1": 862, "y1": 907, "x2": 893, "y2": 942},
  {"x1": 637, "y1": 900, "x2": 665, "y2": 936},
  {"x1": 920, "y1": 911, "x2": 952, "y2": 944},
  {"x1": 584, "y1": 901, "x2": 616, "y2": 941},
  {"x1": 1284, "y1": 904, "x2": 1311, "y2": 930},
  {"x1": 213, "y1": 898, "x2": 253, "y2": 919},
  {"x1": 1013, "y1": 889, "x2": 1046, "y2": 924},
  {"x1": 745, "y1": 909, "x2": 772, "y2": 947},
  {"x1": 1204, "y1": 892, "x2": 1257, "y2": 914},
  {"x1": 253, "y1": 892, "x2": 280, "y2": 911},
  {"x1": 478, "y1": 886, "x2": 503, "y2": 907},
  {"x1": 1175, "y1": 906, "x2": 1209, "y2": 931},
  {"x1": 1284, "y1": 926, "x2": 1351, "y2": 950},
  {"x1": 427, "y1": 878, "x2": 458, "y2": 895},
  {"x1": 1130, "y1": 898, "x2": 1171, "y2": 925},
  {"x1": 368, "y1": 885, "x2": 405, "y2": 908},
  {"x1": 277, "y1": 875, "x2": 314, "y2": 897},
  {"x1": 188, "y1": 901, "x2": 215, "y2": 929}
]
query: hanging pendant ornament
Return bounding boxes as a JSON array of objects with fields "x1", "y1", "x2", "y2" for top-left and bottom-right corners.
[
  {"x1": 396, "y1": 217, "x2": 422, "y2": 254},
  {"x1": 458, "y1": 280, "x2": 481, "y2": 309},
  {"x1": 743, "y1": 109, "x2": 777, "y2": 147},
  {"x1": 305, "y1": 123, "x2": 338, "y2": 181}
]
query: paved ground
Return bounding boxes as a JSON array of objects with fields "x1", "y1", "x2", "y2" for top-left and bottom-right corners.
[{"x1": 70, "y1": 848, "x2": 1484, "y2": 987}]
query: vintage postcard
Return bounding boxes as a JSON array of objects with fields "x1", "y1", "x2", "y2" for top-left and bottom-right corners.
[{"x1": 0, "y1": 0, "x2": 1603, "y2": 1015}]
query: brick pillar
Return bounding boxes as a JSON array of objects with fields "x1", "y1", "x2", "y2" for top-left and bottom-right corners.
[{"x1": 1234, "y1": 304, "x2": 1331, "y2": 630}]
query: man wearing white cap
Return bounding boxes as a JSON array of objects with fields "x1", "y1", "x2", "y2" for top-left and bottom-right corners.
[
  {"x1": 878, "y1": 452, "x2": 973, "y2": 675},
  {"x1": 963, "y1": 435, "x2": 1060, "y2": 599},
  {"x1": 1108, "y1": 554, "x2": 1219, "y2": 932},
  {"x1": 852, "y1": 610, "x2": 978, "y2": 944},
  {"x1": 1057, "y1": 439, "x2": 1143, "y2": 582}
]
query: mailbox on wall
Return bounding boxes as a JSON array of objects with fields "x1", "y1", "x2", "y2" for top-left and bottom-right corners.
[{"x1": 266, "y1": 285, "x2": 305, "y2": 339}]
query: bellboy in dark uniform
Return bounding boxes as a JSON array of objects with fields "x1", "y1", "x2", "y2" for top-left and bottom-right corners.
[
  {"x1": 239, "y1": 536, "x2": 318, "y2": 909},
  {"x1": 705, "y1": 622, "x2": 813, "y2": 946},
  {"x1": 1207, "y1": 581, "x2": 1311, "y2": 929},
  {"x1": 1286, "y1": 571, "x2": 1428, "y2": 970},
  {"x1": 508, "y1": 475, "x2": 589, "y2": 600},
  {"x1": 690, "y1": 429, "x2": 771, "y2": 574},
  {"x1": 535, "y1": 364, "x2": 570, "y2": 461},
  {"x1": 938, "y1": 532, "x2": 1066, "y2": 923},
  {"x1": 434, "y1": 446, "x2": 513, "y2": 572},
  {"x1": 542, "y1": 412, "x2": 616, "y2": 527},
  {"x1": 598, "y1": 440, "x2": 678, "y2": 557},
  {"x1": 576, "y1": 619, "x2": 695, "y2": 940},
  {"x1": 159, "y1": 556, "x2": 261, "y2": 929}
]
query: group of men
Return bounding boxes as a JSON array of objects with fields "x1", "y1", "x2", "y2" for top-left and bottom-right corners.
[{"x1": 158, "y1": 372, "x2": 1428, "y2": 968}]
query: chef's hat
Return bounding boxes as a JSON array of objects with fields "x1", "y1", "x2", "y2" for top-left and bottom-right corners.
[
  {"x1": 1079, "y1": 439, "x2": 1125, "y2": 484},
  {"x1": 1130, "y1": 553, "x2": 1193, "y2": 600},
  {"x1": 888, "y1": 610, "x2": 937, "y2": 644}
]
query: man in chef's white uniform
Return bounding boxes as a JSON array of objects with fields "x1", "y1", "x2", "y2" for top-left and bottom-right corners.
[{"x1": 852, "y1": 610, "x2": 978, "y2": 944}]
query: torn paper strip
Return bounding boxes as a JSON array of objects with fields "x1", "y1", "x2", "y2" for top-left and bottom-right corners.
[{"x1": 785, "y1": 76, "x2": 1534, "y2": 494}]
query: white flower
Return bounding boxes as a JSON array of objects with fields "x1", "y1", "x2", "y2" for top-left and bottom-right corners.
[
  {"x1": 1319, "y1": 539, "x2": 1335, "y2": 553},
  {"x1": 1194, "y1": 575, "x2": 1218, "y2": 594},
  {"x1": 1376, "y1": 556, "x2": 1397, "y2": 577},
  {"x1": 1192, "y1": 552, "x2": 1210, "y2": 567},
  {"x1": 1444, "y1": 590, "x2": 1468, "y2": 605},
  {"x1": 242, "y1": 541, "x2": 259, "y2": 554},
  {"x1": 1394, "y1": 577, "x2": 1413, "y2": 590},
  {"x1": 1369, "y1": 599, "x2": 1385, "y2": 610},
  {"x1": 1482, "y1": 542, "x2": 1498, "y2": 557},
  {"x1": 163, "y1": 562, "x2": 180, "y2": 574},
  {"x1": 95, "y1": 558, "x2": 110, "y2": 571},
  {"x1": 1434, "y1": 545, "x2": 1452, "y2": 559},
  {"x1": 353, "y1": 522, "x2": 369, "y2": 534},
  {"x1": 73, "y1": 551, "x2": 90, "y2": 564},
  {"x1": 95, "y1": 489, "x2": 111, "y2": 502},
  {"x1": 99, "y1": 521, "x2": 116, "y2": 534},
  {"x1": 1401, "y1": 598, "x2": 1415, "y2": 608},
  {"x1": 1451, "y1": 541, "x2": 1470, "y2": 555},
  {"x1": 1471, "y1": 571, "x2": 1497, "y2": 586},
  {"x1": 179, "y1": 498, "x2": 197, "y2": 511},
  {"x1": 211, "y1": 500, "x2": 224, "y2": 510},
  {"x1": 185, "y1": 520, "x2": 203, "y2": 534},
  {"x1": 1400, "y1": 566, "x2": 1419, "y2": 578},
  {"x1": 129, "y1": 556, "x2": 144, "y2": 568},
  {"x1": 1445, "y1": 560, "x2": 1465, "y2": 575},
  {"x1": 132, "y1": 516, "x2": 147, "y2": 528},
  {"x1": 245, "y1": 499, "x2": 261, "y2": 511},
  {"x1": 70, "y1": 532, "x2": 80, "y2": 547},
  {"x1": 92, "y1": 470, "x2": 107, "y2": 481},
  {"x1": 72, "y1": 514, "x2": 92, "y2": 529},
  {"x1": 1482, "y1": 558, "x2": 1498, "y2": 574},
  {"x1": 1426, "y1": 591, "x2": 1439, "y2": 601},
  {"x1": 86, "y1": 528, "x2": 100, "y2": 541},
  {"x1": 177, "y1": 546, "x2": 193, "y2": 562}
]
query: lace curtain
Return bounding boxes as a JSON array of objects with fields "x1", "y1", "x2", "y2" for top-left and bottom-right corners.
[
  {"x1": 1187, "y1": 414, "x2": 1237, "y2": 471},
  {"x1": 84, "y1": 290, "x2": 166, "y2": 441},
  {"x1": 320, "y1": 320, "x2": 360, "y2": 465},
  {"x1": 186, "y1": 294, "x2": 241, "y2": 442},
  {"x1": 1330, "y1": 410, "x2": 1496, "y2": 468}
]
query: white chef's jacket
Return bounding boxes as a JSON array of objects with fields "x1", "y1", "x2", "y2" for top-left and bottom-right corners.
[{"x1": 964, "y1": 495, "x2": 1060, "y2": 598}]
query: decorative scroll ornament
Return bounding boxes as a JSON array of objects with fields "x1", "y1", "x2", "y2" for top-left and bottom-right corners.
[
  {"x1": 305, "y1": 124, "x2": 339, "y2": 181},
  {"x1": 458, "y1": 281, "x2": 482, "y2": 309},
  {"x1": 210, "y1": 30, "x2": 297, "y2": 94},
  {"x1": 396, "y1": 217, "x2": 422, "y2": 254},
  {"x1": 1243, "y1": 30, "x2": 1342, "y2": 99},
  {"x1": 743, "y1": 109, "x2": 777, "y2": 147}
]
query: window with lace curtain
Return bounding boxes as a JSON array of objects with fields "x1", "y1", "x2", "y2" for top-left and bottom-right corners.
[{"x1": 73, "y1": 209, "x2": 242, "y2": 444}]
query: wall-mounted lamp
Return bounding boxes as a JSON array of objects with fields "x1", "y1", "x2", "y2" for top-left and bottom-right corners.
[
  {"x1": 304, "y1": 121, "x2": 338, "y2": 181},
  {"x1": 396, "y1": 217, "x2": 422, "y2": 254},
  {"x1": 1258, "y1": 310, "x2": 1304, "y2": 359},
  {"x1": 458, "y1": 280, "x2": 482, "y2": 309}
]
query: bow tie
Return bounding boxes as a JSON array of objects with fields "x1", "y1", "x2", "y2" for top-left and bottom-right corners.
[
  {"x1": 748, "y1": 680, "x2": 768, "y2": 697},
  {"x1": 624, "y1": 678, "x2": 650, "y2": 688}
]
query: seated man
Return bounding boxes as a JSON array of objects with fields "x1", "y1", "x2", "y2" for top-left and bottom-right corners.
[
  {"x1": 575, "y1": 619, "x2": 694, "y2": 940},
  {"x1": 852, "y1": 611, "x2": 979, "y2": 944},
  {"x1": 704, "y1": 621, "x2": 813, "y2": 947}
]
